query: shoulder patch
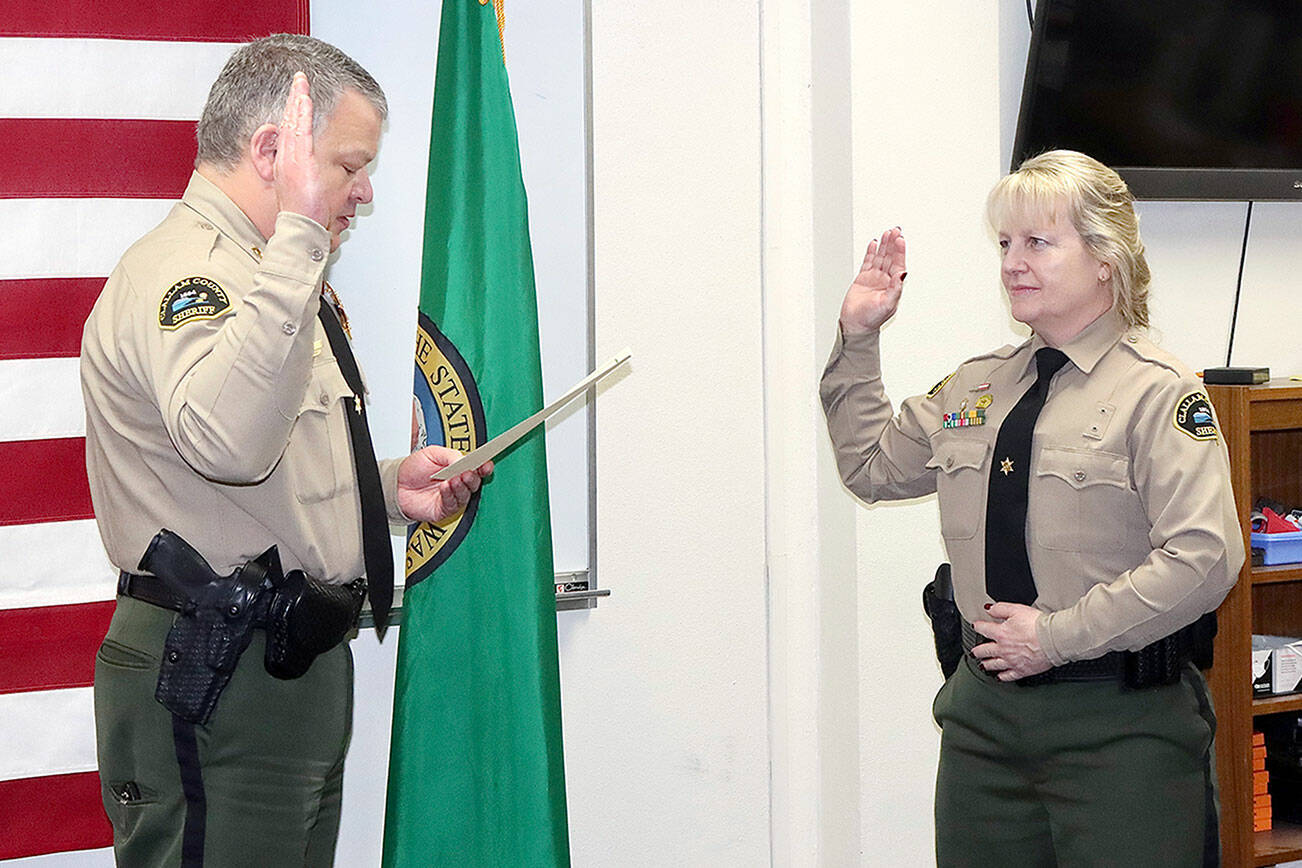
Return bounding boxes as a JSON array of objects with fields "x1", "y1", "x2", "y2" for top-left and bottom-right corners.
[
  {"x1": 1173, "y1": 391, "x2": 1218, "y2": 441},
  {"x1": 158, "y1": 276, "x2": 230, "y2": 330},
  {"x1": 926, "y1": 371, "x2": 955, "y2": 399}
]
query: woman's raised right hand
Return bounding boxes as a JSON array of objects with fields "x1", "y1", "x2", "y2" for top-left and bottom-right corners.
[{"x1": 839, "y1": 227, "x2": 907, "y2": 334}]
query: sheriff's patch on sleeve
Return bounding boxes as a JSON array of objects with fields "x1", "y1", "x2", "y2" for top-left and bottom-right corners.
[
  {"x1": 926, "y1": 371, "x2": 955, "y2": 399},
  {"x1": 1173, "y1": 391, "x2": 1218, "y2": 441},
  {"x1": 158, "y1": 276, "x2": 230, "y2": 330}
]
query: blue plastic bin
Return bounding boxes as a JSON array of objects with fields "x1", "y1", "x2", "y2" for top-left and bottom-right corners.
[{"x1": 1252, "y1": 531, "x2": 1302, "y2": 566}]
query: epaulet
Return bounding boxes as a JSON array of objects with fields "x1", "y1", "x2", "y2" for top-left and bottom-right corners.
[
  {"x1": 925, "y1": 343, "x2": 1020, "y2": 398},
  {"x1": 120, "y1": 204, "x2": 219, "y2": 273},
  {"x1": 964, "y1": 343, "x2": 1021, "y2": 364},
  {"x1": 1117, "y1": 330, "x2": 1186, "y2": 379}
]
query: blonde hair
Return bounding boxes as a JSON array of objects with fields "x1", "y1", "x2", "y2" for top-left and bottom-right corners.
[{"x1": 986, "y1": 150, "x2": 1151, "y2": 330}]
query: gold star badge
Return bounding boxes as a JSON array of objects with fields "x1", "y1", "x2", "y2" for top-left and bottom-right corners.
[{"x1": 1000, "y1": 457, "x2": 1014, "y2": 476}]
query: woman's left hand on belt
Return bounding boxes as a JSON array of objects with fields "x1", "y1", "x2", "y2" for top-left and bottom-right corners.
[{"x1": 971, "y1": 602, "x2": 1053, "y2": 681}]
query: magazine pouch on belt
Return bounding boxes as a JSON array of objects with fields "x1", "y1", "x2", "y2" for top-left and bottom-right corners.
[
  {"x1": 264, "y1": 569, "x2": 366, "y2": 680},
  {"x1": 1122, "y1": 611, "x2": 1218, "y2": 689}
]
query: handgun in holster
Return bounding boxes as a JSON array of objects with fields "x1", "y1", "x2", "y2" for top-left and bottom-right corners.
[
  {"x1": 140, "y1": 530, "x2": 278, "y2": 724},
  {"x1": 923, "y1": 563, "x2": 963, "y2": 678},
  {"x1": 138, "y1": 528, "x2": 368, "y2": 723}
]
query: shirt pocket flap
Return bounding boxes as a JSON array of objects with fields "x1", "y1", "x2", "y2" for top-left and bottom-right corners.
[
  {"x1": 299, "y1": 357, "x2": 354, "y2": 416},
  {"x1": 1037, "y1": 447, "x2": 1130, "y2": 491},
  {"x1": 925, "y1": 438, "x2": 990, "y2": 475}
]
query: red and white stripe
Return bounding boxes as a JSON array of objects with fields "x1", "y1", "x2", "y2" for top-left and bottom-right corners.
[{"x1": 0, "y1": 4, "x2": 306, "y2": 860}]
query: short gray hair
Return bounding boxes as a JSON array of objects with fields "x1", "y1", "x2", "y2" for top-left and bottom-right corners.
[{"x1": 196, "y1": 34, "x2": 387, "y2": 170}]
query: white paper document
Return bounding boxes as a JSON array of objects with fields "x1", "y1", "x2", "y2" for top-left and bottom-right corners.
[{"x1": 430, "y1": 348, "x2": 632, "y2": 481}]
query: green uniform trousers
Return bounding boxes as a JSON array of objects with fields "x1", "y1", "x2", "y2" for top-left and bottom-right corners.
[
  {"x1": 932, "y1": 654, "x2": 1218, "y2": 867},
  {"x1": 94, "y1": 596, "x2": 354, "y2": 867}
]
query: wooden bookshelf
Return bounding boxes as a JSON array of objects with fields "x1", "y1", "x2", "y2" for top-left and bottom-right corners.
[{"x1": 1207, "y1": 381, "x2": 1302, "y2": 867}]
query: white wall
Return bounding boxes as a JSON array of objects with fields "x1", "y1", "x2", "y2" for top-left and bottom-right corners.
[{"x1": 570, "y1": 3, "x2": 773, "y2": 863}]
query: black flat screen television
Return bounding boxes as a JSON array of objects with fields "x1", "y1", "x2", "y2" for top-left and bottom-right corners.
[{"x1": 1013, "y1": 0, "x2": 1302, "y2": 200}]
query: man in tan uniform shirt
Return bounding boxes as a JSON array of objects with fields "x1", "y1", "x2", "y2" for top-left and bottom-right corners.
[{"x1": 82, "y1": 36, "x2": 489, "y2": 866}]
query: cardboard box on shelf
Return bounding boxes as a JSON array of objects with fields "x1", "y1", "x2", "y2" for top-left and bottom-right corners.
[{"x1": 1253, "y1": 635, "x2": 1302, "y2": 696}]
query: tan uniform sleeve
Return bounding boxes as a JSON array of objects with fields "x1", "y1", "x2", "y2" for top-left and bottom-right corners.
[
  {"x1": 819, "y1": 327, "x2": 941, "y2": 502},
  {"x1": 140, "y1": 213, "x2": 330, "y2": 484},
  {"x1": 378, "y1": 456, "x2": 413, "y2": 525},
  {"x1": 1038, "y1": 376, "x2": 1244, "y2": 663}
]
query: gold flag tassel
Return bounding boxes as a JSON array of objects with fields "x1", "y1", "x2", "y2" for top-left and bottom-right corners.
[{"x1": 479, "y1": 0, "x2": 506, "y2": 59}]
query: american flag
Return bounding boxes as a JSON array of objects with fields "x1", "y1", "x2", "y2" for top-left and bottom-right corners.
[{"x1": 0, "y1": 3, "x2": 307, "y2": 859}]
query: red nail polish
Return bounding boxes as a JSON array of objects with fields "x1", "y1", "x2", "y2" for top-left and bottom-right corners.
[{"x1": 983, "y1": 603, "x2": 992, "y2": 610}]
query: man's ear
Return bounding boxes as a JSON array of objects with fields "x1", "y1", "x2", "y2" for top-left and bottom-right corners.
[{"x1": 249, "y1": 123, "x2": 279, "y2": 182}]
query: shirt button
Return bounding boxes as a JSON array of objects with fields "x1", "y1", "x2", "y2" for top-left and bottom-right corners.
[
  {"x1": 199, "y1": 221, "x2": 214, "y2": 231},
  {"x1": 310, "y1": 248, "x2": 325, "y2": 262},
  {"x1": 319, "y1": 392, "x2": 330, "y2": 406},
  {"x1": 282, "y1": 321, "x2": 297, "y2": 335},
  {"x1": 1074, "y1": 470, "x2": 1086, "y2": 482},
  {"x1": 1126, "y1": 334, "x2": 1139, "y2": 343},
  {"x1": 945, "y1": 457, "x2": 954, "y2": 469}
]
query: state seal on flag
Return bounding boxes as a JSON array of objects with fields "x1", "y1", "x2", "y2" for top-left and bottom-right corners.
[{"x1": 406, "y1": 312, "x2": 487, "y2": 587}]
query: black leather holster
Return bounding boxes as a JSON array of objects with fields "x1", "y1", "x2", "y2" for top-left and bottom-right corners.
[
  {"x1": 139, "y1": 530, "x2": 276, "y2": 724},
  {"x1": 923, "y1": 563, "x2": 963, "y2": 679}
]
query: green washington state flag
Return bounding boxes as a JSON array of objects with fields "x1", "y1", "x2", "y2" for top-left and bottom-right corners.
[{"x1": 382, "y1": 1, "x2": 570, "y2": 865}]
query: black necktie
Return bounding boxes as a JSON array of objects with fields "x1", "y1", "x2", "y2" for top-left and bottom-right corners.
[
  {"x1": 317, "y1": 295, "x2": 393, "y2": 637},
  {"x1": 984, "y1": 347, "x2": 1070, "y2": 604}
]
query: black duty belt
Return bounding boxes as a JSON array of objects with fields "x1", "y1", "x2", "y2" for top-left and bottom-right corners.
[
  {"x1": 116, "y1": 530, "x2": 368, "y2": 724},
  {"x1": 961, "y1": 619, "x2": 1125, "y2": 684}
]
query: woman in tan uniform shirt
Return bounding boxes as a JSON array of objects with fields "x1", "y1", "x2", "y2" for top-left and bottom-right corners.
[{"x1": 822, "y1": 150, "x2": 1242, "y2": 865}]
